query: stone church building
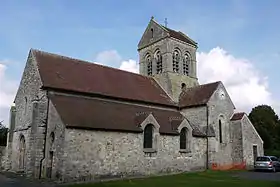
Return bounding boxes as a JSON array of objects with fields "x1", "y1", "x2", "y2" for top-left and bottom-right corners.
[{"x1": 2, "y1": 18, "x2": 263, "y2": 182}]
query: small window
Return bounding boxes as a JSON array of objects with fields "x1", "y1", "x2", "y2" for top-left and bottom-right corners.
[
  {"x1": 183, "y1": 54, "x2": 190, "y2": 75},
  {"x1": 143, "y1": 124, "x2": 153, "y2": 148},
  {"x1": 172, "y1": 50, "x2": 180, "y2": 72},
  {"x1": 151, "y1": 28, "x2": 154, "y2": 38},
  {"x1": 181, "y1": 83, "x2": 186, "y2": 91},
  {"x1": 219, "y1": 119, "x2": 222, "y2": 143},
  {"x1": 146, "y1": 55, "x2": 152, "y2": 76},
  {"x1": 155, "y1": 50, "x2": 162, "y2": 74},
  {"x1": 24, "y1": 97, "x2": 27, "y2": 115},
  {"x1": 180, "y1": 127, "x2": 187, "y2": 149}
]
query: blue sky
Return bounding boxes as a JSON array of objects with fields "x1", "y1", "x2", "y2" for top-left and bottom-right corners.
[{"x1": 0, "y1": 0, "x2": 280, "y2": 125}]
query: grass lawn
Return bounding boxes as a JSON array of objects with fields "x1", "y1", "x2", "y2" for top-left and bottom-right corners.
[{"x1": 67, "y1": 171, "x2": 280, "y2": 187}]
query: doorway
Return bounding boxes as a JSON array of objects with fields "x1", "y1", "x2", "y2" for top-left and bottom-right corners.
[{"x1": 253, "y1": 145, "x2": 258, "y2": 164}]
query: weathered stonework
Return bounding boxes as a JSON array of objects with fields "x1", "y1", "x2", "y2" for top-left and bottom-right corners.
[
  {"x1": 5, "y1": 17, "x2": 264, "y2": 184},
  {"x1": 0, "y1": 146, "x2": 6, "y2": 170},
  {"x1": 241, "y1": 115, "x2": 264, "y2": 168},
  {"x1": 62, "y1": 128, "x2": 206, "y2": 182}
]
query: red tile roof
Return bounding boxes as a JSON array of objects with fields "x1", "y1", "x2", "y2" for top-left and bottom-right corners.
[
  {"x1": 179, "y1": 82, "x2": 220, "y2": 108},
  {"x1": 49, "y1": 93, "x2": 184, "y2": 135},
  {"x1": 231, "y1": 112, "x2": 246, "y2": 121},
  {"x1": 33, "y1": 49, "x2": 175, "y2": 107}
]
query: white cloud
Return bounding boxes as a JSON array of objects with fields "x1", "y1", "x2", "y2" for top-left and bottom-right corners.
[
  {"x1": 94, "y1": 50, "x2": 122, "y2": 66},
  {"x1": 0, "y1": 61, "x2": 18, "y2": 127},
  {"x1": 119, "y1": 59, "x2": 139, "y2": 73},
  {"x1": 95, "y1": 48, "x2": 278, "y2": 114},
  {"x1": 197, "y1": 47, "x2": 277, "y2": 114}
]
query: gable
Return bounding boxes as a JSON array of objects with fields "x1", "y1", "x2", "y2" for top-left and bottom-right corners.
[
  {"x1": 32, "y1": 49, "x2": 175, "y2": 106},
  {"x1": 137, "y1": 18, "x2": 169, "y2": 50},
  {"x1": 179, "y1": 81, "x2": 220, "y2": 108}
]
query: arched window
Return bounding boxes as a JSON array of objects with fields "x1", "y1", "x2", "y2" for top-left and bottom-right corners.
[
  {"x1": 183, "y1": 53, "x2": 191, "y2": 75},
  {"x1": 50, "y1": 132, "x2": 55, "y2": 146},
  {"x1": 19, "y1": 135, "x2": 26, "y2": 170},
  {"x1": 172, "y1": 50, "x2": 180, "y2": 72},
  {"x1": 181, "y1": 83, "x2": 186, "y2": 91},
  {"x1": 180, "y1": 127, "x2": 187, "y2": 149},
  {"x1": 219, "y1": 119, "x2": 222, "y2": 143},
  {"x1": 146, "y1": 55, "x2": 152, "y2": 76},
  {"x1": 143, "y1": 124, "x2": 153, "y2": 148},
  {"x1": 155, "y1": 50, "x2": 162, "y2": 74}
]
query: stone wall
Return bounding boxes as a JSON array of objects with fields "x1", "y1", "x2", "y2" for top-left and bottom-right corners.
[
  {"x1": 8, "y1": 50, "x2": 48, "y2": 178},
  {"x1": 0, "y1": 146, "x2": 6, "y2": 170},
  {"x1": 41, "y1": 100, "x2": 66, "y2": 180},
  {"x1": 241, "y1": 115, "x2": 264, "y2": 168},
  {"x1": 61, "y1": 129, "x2": 207, "y2": 183},
  {"x1": 207, "y1": 83, "x2": 235, "y2": 166},
  {"x1": 230, "y1": 120, "x2": 243, "y2": 164}
]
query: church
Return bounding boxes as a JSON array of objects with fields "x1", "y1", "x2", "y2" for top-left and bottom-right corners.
[{"x1": 2, "y1": 17, "x2": 263, "y2": 182}]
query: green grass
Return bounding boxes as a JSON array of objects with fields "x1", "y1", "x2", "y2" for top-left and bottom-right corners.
[{"x1": 67, "y1": 170, "x2": 280, "y2": 187}]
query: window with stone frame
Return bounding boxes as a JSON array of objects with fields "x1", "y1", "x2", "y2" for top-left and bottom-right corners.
[
  {"x1": 179, "y1": 127, "x2": 191, "y2": 152},
  {"x1": 219, "y1": 119, "x2": 223, "y2": 143},
  {"x1": 172, "y1": 50, "x2": 180, "y2": 72},
  {"x1": 183, "y1": 53, "x2": 190, "y2": 75},
  {"x1": 155, "y1": 50, "x2": 162, "y2": 74},
  {"x1": 143, "y1": 124, "x2": 153, "y2": 148},
  {"x1": 146, "y1": 55, "x2": 152, "y2": 76}
]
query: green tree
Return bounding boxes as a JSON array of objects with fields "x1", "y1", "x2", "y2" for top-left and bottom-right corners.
[
  {"x1": 0, "y1": 120, "x2": 8, "y2": 146},
  {"x1": 248, "y1": 105, "x2": 280, "y2": 151}
]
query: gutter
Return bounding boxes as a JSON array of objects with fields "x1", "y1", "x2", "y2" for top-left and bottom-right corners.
[
  {"x1": 206, "y1": 105, "x2": 209, "y2": 170},
  {"x1": 39, "y1": 90, "x2": 50, "y2": 179}
]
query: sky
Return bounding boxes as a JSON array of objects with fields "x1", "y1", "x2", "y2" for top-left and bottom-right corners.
[{"x1": 0, "y1": 0, "x2": 280, "y2": 126}]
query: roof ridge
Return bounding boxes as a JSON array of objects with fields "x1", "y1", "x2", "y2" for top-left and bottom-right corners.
[{"x1": 31, "y1": 48, "x2": 150, "y2": 80}]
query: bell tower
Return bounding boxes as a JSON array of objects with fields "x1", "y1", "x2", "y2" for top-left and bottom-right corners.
[{"x1": 137, "y1": 17, "x2": 199, "y2": 102}]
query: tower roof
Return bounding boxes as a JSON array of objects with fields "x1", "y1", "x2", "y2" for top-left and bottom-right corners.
[{"x1": 162, "y1": 26, "x2": 197, "y2": 46}]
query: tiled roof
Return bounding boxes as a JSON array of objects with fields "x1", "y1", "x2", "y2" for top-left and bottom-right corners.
[
  {"x1": 231, "y1": 112, "x2": 246, "y2": 121},
  {"x1": 163, "y1": 26, "x2": 197, "y2": 46},
  {"x1": 179, "y1": 82, "x2": 220, "y2": 108},
  {"x1": 49, "y1": 93, "x2": 206, "y2": 136},
  {"x1": 32, "y1": 49, "x2": 175, "y2": 106}
]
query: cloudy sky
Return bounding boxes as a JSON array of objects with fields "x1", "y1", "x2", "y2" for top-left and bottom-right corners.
[{"x1": 0, "y1": 0, "x2": 280, "y2": 126}]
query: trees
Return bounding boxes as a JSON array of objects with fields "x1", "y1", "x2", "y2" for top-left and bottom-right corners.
[
  {"x1": 248, "y1": 105, "x2": 280, "y2": 156},
  {"x1": 0, "y1": 121, "x2": 8, "y2": 146}
]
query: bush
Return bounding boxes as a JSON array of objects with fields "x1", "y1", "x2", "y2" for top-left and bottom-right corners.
[{"x1": 265, "y1": 149, "x2": 280, "y2": 158}]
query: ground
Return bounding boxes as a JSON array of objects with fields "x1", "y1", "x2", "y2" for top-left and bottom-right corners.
[{"x1": 0, "y1": 171, "x2": 279, "y2": 187}]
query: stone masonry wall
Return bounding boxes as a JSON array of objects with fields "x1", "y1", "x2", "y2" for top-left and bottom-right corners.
[
  {"x1": 41, "y1": 100, "x2": 66, "y2": 180},
  {"x1": 62, "y1": 129, "x2": 207, "y2": 183},
  {"x1": 207, "y1": 83, "x2": 235, "y2": 167},
  {"x1": 241, "y1": 115, "x2": 264, "y2": 168},
  {"x1": 9, "y1": 50, "x2": 48, "y2": 178},
  {"x1": 230, "y1": 120, "x2": 243, "y2": 164},
  {"x1": 0, "y1": 146, "x2": 6, "y2": 170}
]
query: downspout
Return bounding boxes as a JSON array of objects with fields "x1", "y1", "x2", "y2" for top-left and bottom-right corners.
[
  {"x1": 39, "y1": 90, "x2": 50, "y2": 179},
  {"x1": 206, "y1": 105, "x2": 209, "y2": 170}
]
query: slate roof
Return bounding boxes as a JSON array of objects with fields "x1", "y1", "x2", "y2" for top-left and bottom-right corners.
[
  {"x1": 33, "y1": 49, "x2": 175, "y2": 107},
  {"x1": 179, "y1": 81, "x2": 220, "y2": 108},
  {"x1": 49, "y1": 93, "x2": 205, "y2": 136},
  {"x1": 231, "y1": 112, "x2": 246, "y2": 121},
  {"x1": 163, "y1": 26, "x2": 197, "y2": 46}
]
